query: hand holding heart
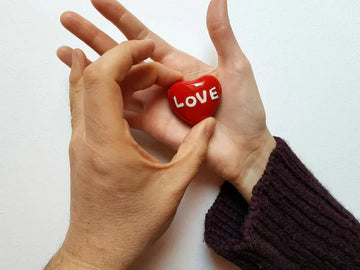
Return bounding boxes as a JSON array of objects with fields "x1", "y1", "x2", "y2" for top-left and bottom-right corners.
[
  {"x1": 47, "y1": 40, "x2": 216, "y2": 269},
  {"x1": 57, "y1": 0, "x2": 276, "y2": 202}
]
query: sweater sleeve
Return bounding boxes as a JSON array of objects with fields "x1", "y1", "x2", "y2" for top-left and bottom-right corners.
[{"x1": 204, "y1": 137, "x2": 360, "y2": 270}]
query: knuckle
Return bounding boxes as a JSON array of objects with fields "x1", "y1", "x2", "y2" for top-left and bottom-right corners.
[
  {"x1": 69, "y1": 134, "x2": 82, "y2": 160},
  {"x1": 83, "y1": 144, "x2": 112, "y2": 176},
  {"x1": 70, "y1": 114, "x2": 81, "y2": 129},
  {"x1": 119, "y1": 40, "x2": 129, "y2": 48},
  {"x1": 241, "y1": 59, "x2": 253, "y2": 72},
  {"x1": 208, "y1": 22, "x2": 229, "y2": 36},
  {"x1": 137, "y1": 28, "x2": 151, "y2": 40},
  {"x1": 69, "y1": 133, "x2": 120, "y2": 177},
  {"x1": 150, "y1": 62, "x2": 161, "y2": 70},
  {"x1": 69, "y1": 74, "x2": 79, "y2": 85},
  {"x1": 119, "y1": 40, "x2": 132, "y2": 50},
  {"x1": 83, "y1": 65, "x2": 103, "y2": 87},
  {"x1": 69, "y1": 141, "x2": 77, "y2": 160},
  {"x1": 232, "y1": 58, "x2": 253, "y2": 75},
  {"x1": 147, "y1": 62, "x2": 160, "y2": 76}
]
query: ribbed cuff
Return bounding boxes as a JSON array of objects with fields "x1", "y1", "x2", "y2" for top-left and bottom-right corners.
[{"x1": 205, "y1": 137, "x2": 360, "y2": 270}]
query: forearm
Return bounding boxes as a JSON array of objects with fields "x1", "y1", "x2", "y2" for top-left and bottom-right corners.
[{"x1": 205, "y1": 137, "x2": 360, "y2": 269}]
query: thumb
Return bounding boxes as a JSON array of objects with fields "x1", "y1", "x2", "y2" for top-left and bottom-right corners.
[
  {"x1": 207, "y1": 0, "x2": 245, "y2": 65},
  {"x1": 166, "y1": 117, "x2": 216, "y2": 190}
]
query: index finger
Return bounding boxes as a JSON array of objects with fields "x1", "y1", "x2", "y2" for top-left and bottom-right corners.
[
  {"x1": 91, "y1": 0, "x2": 174, "y2": 62},
  {"x1": 83, "y1": 40, "x2": 155, "y2": 143}
]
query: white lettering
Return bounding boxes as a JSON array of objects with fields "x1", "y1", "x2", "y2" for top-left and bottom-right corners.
[
  {"x1": 172, "y1": 87, "x2": 220, "y2": 109},
  {"x1": 174, "y1": 96, "x2": 184, "y2": 108},
  {"x1": 209, "y1": 87, "x2": 219, "y2": 100},
  {"x1": 195, "y1": 90, "x2": 207, "y2": 104},
  {"x1": 185, "y1": 96, "x2": 197, "y2": 107}
]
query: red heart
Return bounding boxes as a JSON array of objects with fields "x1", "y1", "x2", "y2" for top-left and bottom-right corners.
[{"x1": 168, "y1": 75, "x2": 222, "y2": 125}]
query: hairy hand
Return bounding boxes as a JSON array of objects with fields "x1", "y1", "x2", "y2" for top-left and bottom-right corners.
[{"x1": 47, "y1": 40, "x2": 215, "y2": 269}]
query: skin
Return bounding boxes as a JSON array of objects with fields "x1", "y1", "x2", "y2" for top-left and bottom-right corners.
[
  {"x1": 46, "y1": 40, "x2": 216, "y2": 269},
  {"x1": 57, "y1": 0, "x2": 276, "y2": 202},
  {"x1": 48, "y1": 0, "x2": 278, "y2": 268}
]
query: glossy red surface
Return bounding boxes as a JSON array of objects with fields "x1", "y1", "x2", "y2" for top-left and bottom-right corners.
[{"x1": 168, "y1": 75, "x2": 222, "y2": 125}]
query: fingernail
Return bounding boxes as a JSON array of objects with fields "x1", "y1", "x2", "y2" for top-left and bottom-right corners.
[
  {"x1": 205, "y1": 117, "x2": 216, "y2": 136},
  {"x1": 177, "y1": 71, "x2": 184, "y2": 78}
]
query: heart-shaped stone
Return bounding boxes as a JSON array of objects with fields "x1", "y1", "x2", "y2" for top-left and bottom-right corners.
[{"x1": 168, "y1": 75, "x2": 222, "y2": 125}]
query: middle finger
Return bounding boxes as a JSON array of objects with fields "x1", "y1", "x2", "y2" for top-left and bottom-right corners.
[{"x1": 61, "y1": 11, "x2": 118, "y2": 55}]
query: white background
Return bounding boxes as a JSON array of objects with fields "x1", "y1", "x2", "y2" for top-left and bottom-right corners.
[{"x1": 1, "y1": 0, "x2": 360, "y2": 269}]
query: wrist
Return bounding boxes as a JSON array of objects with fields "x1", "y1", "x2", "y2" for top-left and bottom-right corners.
[
  {"x1": 46, "y1": 231, "x2": 129, "y2": 270},
  {"x1": 234, "y1": 130, "x2": 276, "y2": 202},
  {"x1": 46, "y1": 248, "x2": 103, "y2": 270}
]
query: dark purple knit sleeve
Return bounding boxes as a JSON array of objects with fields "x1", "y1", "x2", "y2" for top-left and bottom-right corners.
[{"x1": 205, "y1": 137, "x2": 360, "y2": 270}]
